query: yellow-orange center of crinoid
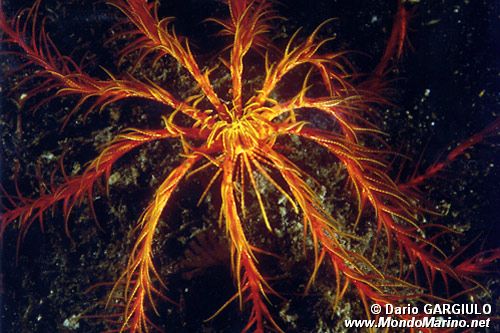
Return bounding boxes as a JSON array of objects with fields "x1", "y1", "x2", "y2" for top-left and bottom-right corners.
[{"x1": 215, "y1": 110, "x2": 277, "y2": 156}]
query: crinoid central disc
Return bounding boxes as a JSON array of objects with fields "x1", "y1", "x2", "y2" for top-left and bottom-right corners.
[{"x1": 218, "y1": 115, "x2": 275, "y2": 156}]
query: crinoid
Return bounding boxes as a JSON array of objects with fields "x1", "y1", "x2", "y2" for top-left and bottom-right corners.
[{"x1": 1, "y1": 0, "x2": 498, "y2": 332}]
